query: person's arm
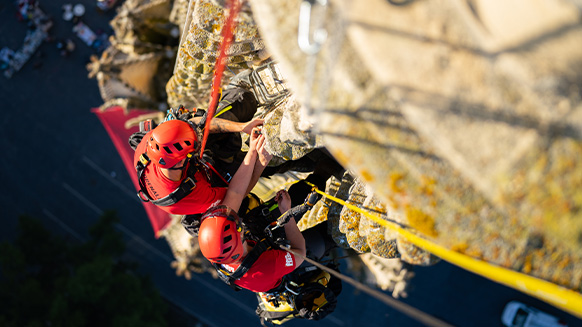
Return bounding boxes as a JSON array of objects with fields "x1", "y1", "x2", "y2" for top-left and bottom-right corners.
[
  {"x1": 284, "y1": 217, "x2": 306, "y2": 268},
  {"x1": 275, "y1": 189, "x2": 305, "y2": 267},
  {"x1": 221, "y1": 128, "x2": 260, "y2": 212},
  {"x1": 190, "y1": 117, "x2": 264, "y2": 134},
  {"x1": 245, "y1": 131, "x2": 273, "y2": 194},
  {"x1": 274, "y1": 191, "x2": 320, "y2": 227}
]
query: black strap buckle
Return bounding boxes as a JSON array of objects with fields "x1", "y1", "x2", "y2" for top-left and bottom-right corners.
[
  {"x1": 261, "y1": 207, "x2": 271, "y2": 217},
  {"x1": 139, "y1": 153, "x2": 150, "y2": 166},
  {"x1": 183, "y1": 177, "x2": 196, "y2": 190}
]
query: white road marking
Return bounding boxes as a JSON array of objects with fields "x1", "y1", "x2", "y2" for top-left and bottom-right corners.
[
  {"x1": 60, "y1": 182, "x2": 256, "y2": 318},
  {"x1": 62, "y1": 182, "x2": 171, "y2": 261},
  {"x1": 63, "y1": 182, "x2": 104, "y2": 215},
  {"x1": 114, "y1": 222, "x2": 173, "y2": 262},
  {"x1": 43, "y1": 208, "x2": 85, "y2": 241},
  {"x1": 82, "y1": 155, "x2": 139, "y2": 202},
  {"x1": 326, "y1": 314, "x2": 345, "y2": 326}
]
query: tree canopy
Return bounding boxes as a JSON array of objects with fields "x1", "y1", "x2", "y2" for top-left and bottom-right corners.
[{"x1": 0, "y1": 212, "x2": 168, "y2": 327}]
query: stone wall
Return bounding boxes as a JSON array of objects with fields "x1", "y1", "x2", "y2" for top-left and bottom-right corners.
[{"x1": 167, "y1": 0, "x2": 582, "y2": 291}]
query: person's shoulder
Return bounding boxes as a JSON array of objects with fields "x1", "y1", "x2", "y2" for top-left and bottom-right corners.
[{"x1": 261, "y1": 249, "x2": 294, "y2": 268}]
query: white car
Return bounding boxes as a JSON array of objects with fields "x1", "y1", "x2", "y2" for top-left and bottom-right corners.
[{"x1": 501, "y1": 301, "x2": 568, "y2": 327}]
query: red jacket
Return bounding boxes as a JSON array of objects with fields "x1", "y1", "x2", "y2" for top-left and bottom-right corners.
[
  {"x1": 134, "y1": 135, "x2": 227, "y2": 215},
  {"x1": 222, "y1": 248, "x2": 297, "y2": 293}
]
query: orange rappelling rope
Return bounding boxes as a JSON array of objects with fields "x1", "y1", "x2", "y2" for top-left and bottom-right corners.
[{"x1": 199, "y1": 0, "x2": 242, "y2": 160}]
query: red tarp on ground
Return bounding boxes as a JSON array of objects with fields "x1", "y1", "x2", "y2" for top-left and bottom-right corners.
[{"x1": 92, "y1": 106, "x2": 171, "y2": 237}]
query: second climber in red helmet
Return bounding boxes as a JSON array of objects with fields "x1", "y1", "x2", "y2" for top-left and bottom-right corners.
[{"x1": 197, "y1": 129, "x2": 307, "y2": 292}]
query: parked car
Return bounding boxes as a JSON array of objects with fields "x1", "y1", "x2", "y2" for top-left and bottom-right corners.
[
  {"x1": 502, "y1": 301, "x2": 568, "y2": 327},
  {"x1": 97, "y1": 0, "x2": 118, "y2": 11}
]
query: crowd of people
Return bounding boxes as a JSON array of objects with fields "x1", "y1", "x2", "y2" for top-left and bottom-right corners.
[
  {"x1": 63, "y1": 3, "x2": 110, "y2": 53},
  {"x1": 2, "y1": 0, "x2": 52, "y2": 78},
  {"x1": 1, "y1": 1, "x2": 111, "y2": 78}
]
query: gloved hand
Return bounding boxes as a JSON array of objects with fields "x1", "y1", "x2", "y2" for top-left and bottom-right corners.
[{"x1": 273, "y1": 191, "x2": 321, "y2": 228}]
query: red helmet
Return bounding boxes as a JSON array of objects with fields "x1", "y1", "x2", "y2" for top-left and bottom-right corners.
[
  {"x1": 198, "y1": 206, "x2": 244, "y2": 264},
  {"x1": 146, "y1": 120, "x2": 199, "y2": 168}
]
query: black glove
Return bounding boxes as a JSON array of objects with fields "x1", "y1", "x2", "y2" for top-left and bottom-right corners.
[
  {"x1": 273, "y1": 191, "x2": 321, "y2": 228},
  {"x1": 296, "y1": 293, "x2": 337, "y2": 321},
  {"x1": 243, "y1": 213, "x2": 274, "y2": 237}
]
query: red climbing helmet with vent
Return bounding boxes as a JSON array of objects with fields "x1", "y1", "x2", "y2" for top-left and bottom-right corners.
[
  {"x1": 146, "y1": 120, "x2": 199, "y2": 168},
  {"x1": 198, "y1": 206, "x2": 244, "y2": 264}
]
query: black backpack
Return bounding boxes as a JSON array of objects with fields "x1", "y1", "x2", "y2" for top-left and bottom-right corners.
[{"x1": 255, "y1": 263, "x2": 343, "y2": 325}]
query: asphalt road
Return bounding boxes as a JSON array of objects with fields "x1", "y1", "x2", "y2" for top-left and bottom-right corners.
[{"x1": 0, "y1": 1, "x2": 581, "y2": 327}]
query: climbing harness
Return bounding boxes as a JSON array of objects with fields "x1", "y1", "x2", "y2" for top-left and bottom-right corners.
[
  {"x1": 213, "y1": 236, "x2": 277, "y2": 291},
  {"x1": 204, "y1": 191, "x2": 341, "y2": 324},
  {"x1": 207, "y1": 196, "x2": 288, "y2": 290},
  {"x1": 278, "y1": 245, "x2": 453, "y2": 327},
  {"x1": 214, "y1": 226, "x2": 341, "y2": 326},
  {"x1": 255, "y1": 262, "x2": 342, "y2": 326},
  {"x1": 135, "y1": 152, "x2": 199, "y2": 206}
]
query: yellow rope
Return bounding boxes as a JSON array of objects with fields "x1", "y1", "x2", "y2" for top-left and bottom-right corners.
[{"x1": 304, "y1": 181, "x2": 582, "y2": 319}]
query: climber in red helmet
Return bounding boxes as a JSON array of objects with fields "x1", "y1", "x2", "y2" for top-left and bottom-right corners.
[
  {"x1": 132, "y1": 88, "x2": 267, "y2": 217},
  {"x1": 198, "y1": 187, "x2": 306, "y2": 293},
  {"x1": 132, "y1": 85, "x2": 344, "y2": 239},
  {"x1": 195, "y1": 121, "x2": 320, "y2": 293}
]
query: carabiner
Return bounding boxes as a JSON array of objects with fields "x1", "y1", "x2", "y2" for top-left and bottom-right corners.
[
  {"x1": 297, "y1": 0, "x2": 329, "y2": 55},
  {"x1": 137, "y1": 190, "x2": 151, "y2": 203}
]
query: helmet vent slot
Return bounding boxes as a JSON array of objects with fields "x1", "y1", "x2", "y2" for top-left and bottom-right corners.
[
  {"x1": 224, "y1": 225, "x2": 230, "y2": 232},
  {"x1": 163, "y1": 146, "x2": 172, "y2": 154},
  {"x1": 222, "y1": 246, "x2": 232, "y2": 254},
  {"x1": 223, "y1": 235, "x2": 232, "y2": 243},
  {"x1": 174, "y1": 143, "x2": 183, "y2": 151}
]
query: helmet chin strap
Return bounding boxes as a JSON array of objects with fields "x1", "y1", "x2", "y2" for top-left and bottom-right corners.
[
  {"x1": 167, "y1": 153, "x2": 195, "y2": 170},
  {"x1": 167, "y1": 162, "x2": 188, "y2": 171}
]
